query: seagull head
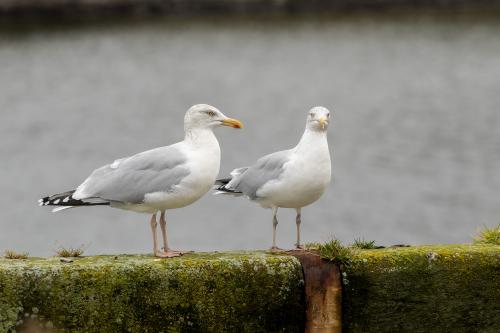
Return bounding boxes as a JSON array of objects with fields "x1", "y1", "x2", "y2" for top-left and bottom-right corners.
[
  {"x1": 306, "y1": 106, "x2": 331, "y2": 131},
  {"x1": 184, "y1": 104, "x2": 243, "y2": 131}
]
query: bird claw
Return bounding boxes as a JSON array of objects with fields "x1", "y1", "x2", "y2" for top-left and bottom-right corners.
[
  {"x1": 269, "y1": 246, "x2": 286, "y2": 253},
  {"x1": 294, "y1": 244, "x2": 305, "y2": 250},
  {"x1": 161, "y1": 248, "x2": 194, "y2": 255},
  {"x1": 154, "y1": 250, "x2": 182, "y2": 258}
]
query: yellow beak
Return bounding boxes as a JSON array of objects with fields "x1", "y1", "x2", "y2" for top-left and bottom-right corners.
[
  {"x1": 318, "y1": 116, "x2": 328, "y2": 128},
  {"x1": 222, "y1": 118, "x2": 243, "y2": 129}
]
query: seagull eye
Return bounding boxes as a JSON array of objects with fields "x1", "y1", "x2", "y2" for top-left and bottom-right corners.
[
  {"x1": 327, "y1": 114, "x2": 330, "y2": 118},
  {"x1": 205, "y1": 111, "x2": 216, "y2": 117}
]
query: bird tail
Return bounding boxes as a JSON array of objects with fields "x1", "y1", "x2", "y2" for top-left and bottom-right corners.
[
  {"x1": 38, "y1": 190, "x2": 110, "y2": 213},
  {"x1": 213, "y1": 178, "x2": 243, "y2": 196},
  {"x1": 214, "y1": 178, "x2": 232, "y2": 186}
]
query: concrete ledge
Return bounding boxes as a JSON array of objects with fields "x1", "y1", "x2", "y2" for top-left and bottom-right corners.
[
  {"x1": 1, "y1": 245, "x2": 498, "y2": 332},
  {"x1": 342, "y1": 244, "x2": 500, "y2": 333},
  {"x1": 0, "y1": 252, "x2": 305, "y2": 332}
]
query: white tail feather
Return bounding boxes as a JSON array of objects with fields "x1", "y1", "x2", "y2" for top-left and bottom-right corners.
[
  {"x1": 213, "y1": 191, "x2": 227, "y2": 195},
  {"x1": 213, "y1": 190, "x2": 243, "y2": 196},
  {"x1": 52, "y1": 206, "x2": 74, "y2": 213},
  {"x1": 230, "y1": 167, "x2": 249, "y2": 177}
]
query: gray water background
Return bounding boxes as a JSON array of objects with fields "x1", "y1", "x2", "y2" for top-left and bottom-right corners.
[{"x1": 1, "y1": 13, "x2": 499, "y2": 256}]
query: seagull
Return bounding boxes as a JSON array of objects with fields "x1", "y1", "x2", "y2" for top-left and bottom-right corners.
[
  {"x1": 215, "y1": 106, "x2": 331, "y2": 250},
  {"x1": 39, "y1": 104, "x2": 243, "y2": 258}
]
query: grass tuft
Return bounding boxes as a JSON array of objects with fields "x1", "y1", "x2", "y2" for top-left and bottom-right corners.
[
  {"x1": 4, "y1": 250, "x2": 29, "y2": 259},
  {"x1": 306, "y1": 239, "x2": 355, "y2": 266},
  {"x1": 351, "y1": 238, "x2": 378, "y2": 249},
  {"x1": 473, "y1": 224, "x2": 500, "y2": 245},
  {"x1": 55, "y1": 246, "x2": 85, "y2": 258}
]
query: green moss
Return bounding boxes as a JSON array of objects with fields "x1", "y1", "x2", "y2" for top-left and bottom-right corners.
[
  {"x1": 0, "y1": 270, "x2": 23, "y2": 332},
  {"x1": 342, "y1": 244, "x2": 500, "y2": 333},
  {"x1": 0, "y1": 252, "x2": 304, "y2": 332},
  {"x1": 306, "y1": 239, "x2": 355, "y2": 266},
  {"x1": 3, "y1": 245, "x2": 497, "y2": 332},
  {"x1": 351, "y1": 238, "x2": 378, "y2": 250}
]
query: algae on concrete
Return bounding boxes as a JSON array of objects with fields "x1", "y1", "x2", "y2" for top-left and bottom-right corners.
[
  {"x1": 0, "y1": 252, "x2": 304, "y2": 332},
  {"x1": 3, "y1": 245, "x2": 497, "y2": 332},
  {"x1": 342, "y1": 244, "x2": 500, "y2": 333}
]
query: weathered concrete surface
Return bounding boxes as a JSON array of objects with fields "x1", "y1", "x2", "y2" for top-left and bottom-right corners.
[
  {"x1": 1, "y1": 245, "x2": 498, "y2": 332},
  {"x1": 0, "y1": 252, "x2": 305, "y2": 332},
  {"x1": 342, "y1": 244, "x2": 500, "y2": 333}
]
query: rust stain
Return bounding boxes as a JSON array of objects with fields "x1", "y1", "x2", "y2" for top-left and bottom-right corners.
[{"x1": 289, "y1": 250, "x2": 342, "y2": 333}]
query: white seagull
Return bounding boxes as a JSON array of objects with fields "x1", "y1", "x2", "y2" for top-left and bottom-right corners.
[
  {"x1": 39, "y1": 104, "x2": 243, "y2": 258},
  {"x1": 215, "y1": 106, "x2": 331, "y2": 250}
]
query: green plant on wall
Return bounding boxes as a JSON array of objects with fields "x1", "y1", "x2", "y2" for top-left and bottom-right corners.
[{"x1": 473, "y1": 224, "x2": 500, "y2": 245}]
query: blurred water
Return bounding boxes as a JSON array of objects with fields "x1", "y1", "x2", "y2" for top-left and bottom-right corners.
[{"x1": 1, "y1": 14, "x2": 499, "y2": 256}]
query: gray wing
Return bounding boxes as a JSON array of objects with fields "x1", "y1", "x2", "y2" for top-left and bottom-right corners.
[
  {"x1": 227, "y1": 150, "x2": 291, "y2": 199},
  {"x1": 74, "y1": 144, "x2": 190, "y2": 203}
]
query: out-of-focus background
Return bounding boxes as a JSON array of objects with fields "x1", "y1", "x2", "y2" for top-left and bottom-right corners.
[{"x1": 1, "y1": 2, "x2": 500, "y2": 256}]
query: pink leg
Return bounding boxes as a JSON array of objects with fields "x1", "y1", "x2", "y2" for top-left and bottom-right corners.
[
  {"x1": 150, "y1": 213, "x2": 160, "y2": 256},
  {"x1": 270, "y1": 207, "x2": 285, "y2": 252},
  {"x1": 156, "y1": 210, "x2": 191, "y2": 258},
  {"x1": 159, "y1": 210, "x2": 169, "y2": 251},
  {"x1": 149, "y1": 212, "x2": 179, "y2": 258},
  {"x1": 295, "y1": 208, "x2": 304, "y2": 249}
]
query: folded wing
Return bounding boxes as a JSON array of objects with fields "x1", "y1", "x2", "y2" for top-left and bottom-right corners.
[
  {"x1": 217, "y1": 150, "x2": 291, "y2": 199},
  {"x1": 73, "y1": 144, "x2": 190, "y2": 204}
]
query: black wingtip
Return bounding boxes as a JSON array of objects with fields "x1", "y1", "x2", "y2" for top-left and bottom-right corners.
[
  {"x1": 214, "y1": 184, "x2": 242, "y2": 194},
  {"x1": 215, "y1": 178, "x2": 232, "y2": 186},
  {"x1": 39, "y1": 190, "x2": 110, "y2": 207}
]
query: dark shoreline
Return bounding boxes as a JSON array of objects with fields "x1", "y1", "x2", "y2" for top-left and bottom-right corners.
[{"x1": 1, "y1": 0, "x2": 500, "y2": 21}]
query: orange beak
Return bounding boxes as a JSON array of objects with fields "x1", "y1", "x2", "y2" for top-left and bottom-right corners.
[{"x1": 222, "y1": 118, "x2": 243, "y2": 129}]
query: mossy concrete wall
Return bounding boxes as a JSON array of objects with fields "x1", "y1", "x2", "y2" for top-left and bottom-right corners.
[
  {"x1": 0, "y1": 252, "x2": 304, "y2": 332},
  {"x1": 342, "y1": 244, "x2": 500, "y2": 333},
  {"x1": 1, "y1": 245, "x2": 498, "y2": 332}
]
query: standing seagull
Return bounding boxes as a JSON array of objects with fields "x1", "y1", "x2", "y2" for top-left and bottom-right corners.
[
  {"x1": 215, "y1": 106, "x2": 331, "y2": 250},
  {"x1": 39, "y1": 104, "x2": 243, "y2": 258}
]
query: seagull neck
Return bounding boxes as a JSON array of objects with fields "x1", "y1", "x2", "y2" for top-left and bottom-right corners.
[
  {"x1": 295, "y1": 128, "x2": 328, "y2": 152},
  {"x1": 184, "y1": 128, "x2": 218, "y2": 147}
]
